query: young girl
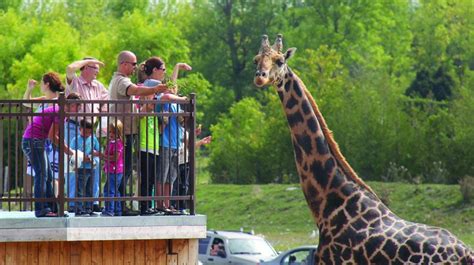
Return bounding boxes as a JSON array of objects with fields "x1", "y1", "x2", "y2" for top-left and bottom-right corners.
[{"x1": 94, "y1": 120, "x2": 124, "y2": 216}]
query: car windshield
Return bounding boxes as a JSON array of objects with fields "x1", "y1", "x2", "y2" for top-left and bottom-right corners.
[{"x1": 228, "y1": 238, "x2": 277, "y2": 256}]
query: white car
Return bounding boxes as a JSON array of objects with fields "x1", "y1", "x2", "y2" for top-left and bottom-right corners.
[
  {"x1": 198, "y1": 230, "x2": 278, "y2": 265},
  {"x1": 260, "y1": 245, "x2": 318, "y2": 265}
]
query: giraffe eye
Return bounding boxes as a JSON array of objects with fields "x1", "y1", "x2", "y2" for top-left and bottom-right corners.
[
  {"x1": 253, "y1": 59, "x2": 258, "y2": 65},
  {"x1": 275, "y1": 59, "x2": 284, "y2": 67}
]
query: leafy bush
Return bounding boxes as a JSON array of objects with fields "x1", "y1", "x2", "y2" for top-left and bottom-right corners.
[
  {"x1": 382, "y1": 162, "x2": 410, "y2": 183},
  {"x1": 208, "y1": 98, "x2": 264, "y2": 184},
  {"x1": 208, "y1": 93, "x2": 297, "y2": 184},
  {"x1": 459, "y1": 176, "x2": 474, "y2": 203},
  {"x1": 426, "y1": 161, "x2": 449, "y2": 184}
]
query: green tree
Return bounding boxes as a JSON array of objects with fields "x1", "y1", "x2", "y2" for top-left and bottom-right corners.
[
  {"x1": 186, "y1": 1, "x2": 286, "y2": 100},
  {"x1": 406, "y1": 66, "x2": 454, "y2": 101},
  {"x1": 8, "y1": 19, "x2": 80, "y2": 98},
  {"x1": 114, "y1": 10, "x2": 190, "y2": 71},
  {"x1": 0, "y1": 0, "x2": 21, "y2": 11},
  {"x1": 208, "y1": 98, "x2": 264, "y2": 184},
  {"x1": 63, "y1": 1, "x2": 112, "y2": 38},
  {"x1": 257, "y1": 91, "x2": 297, "y2": 183},
  {"x1": 284, "y1": 0, "x2": 413, "y2": 82},
  {"x1": 0, "y1": 9, "x2": 44, "y2": 95},
  {"x1": 177, "y1": 73, "x2": 234, "y2": 135},
  {"x1": 106, "y1": 0, "x2": 148, "y2": 18}
]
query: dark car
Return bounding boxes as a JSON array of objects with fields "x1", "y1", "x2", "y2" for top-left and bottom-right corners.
[{"x1": 260, "y1": 245, "x2": 318, "y2": 265}]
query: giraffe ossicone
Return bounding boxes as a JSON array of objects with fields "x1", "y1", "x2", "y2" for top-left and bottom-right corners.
[{"x1": 253, "y1": 33, "x2": 473, "y2": 264}]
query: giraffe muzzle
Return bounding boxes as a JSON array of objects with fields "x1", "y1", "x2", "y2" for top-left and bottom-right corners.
[
  {"x1": 254, "y1": 71, "x2": 270, "y2": 87},
  {"x1": 254, "y1": 76, "x2": 269, "y2": 87}
]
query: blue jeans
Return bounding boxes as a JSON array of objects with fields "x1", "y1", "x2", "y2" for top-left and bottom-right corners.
[
  {"x1": 67, "y1": 171, "x2": 76, "y2": 208},
  {"x1": 93, "y1": 158, "x2": 100, "y2": 205},
  {"x1": 104, "y1": 173, "x2": 123, "y2": 215},
  {"x1": 22, "y1": 138, "x2": 54, "y2": 217},
  {"x1": 65, "y1": 120, "x2": 79, "y2": 208},
  {"x1": 75, "y1": 168, "x2": 93, "y2": 213},
  {"x1": 67, "y1": 160, "x2": 99, "y2": 208},
  {"x1": 118, "y1": 134, "x2": 136, "y2": 210}
]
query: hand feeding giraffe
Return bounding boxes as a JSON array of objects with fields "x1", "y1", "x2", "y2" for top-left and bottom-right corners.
[{"x1": 253, "y1": 34, "x2": 473, "y2": 264}]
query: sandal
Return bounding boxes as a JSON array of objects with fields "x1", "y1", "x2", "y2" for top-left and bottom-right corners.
[
  {"x1": 37, "y1": 211, "x2": 58, "y2": 218},
  {"x1": 45, "y1": 211, "x2": 58, "y2": 217}
]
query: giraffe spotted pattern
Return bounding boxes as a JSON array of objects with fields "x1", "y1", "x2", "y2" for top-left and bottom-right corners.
[{"x1": 254, "y1": 34, "x2": 473, "y2": 264}]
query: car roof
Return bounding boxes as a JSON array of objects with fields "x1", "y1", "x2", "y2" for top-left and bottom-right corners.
[
  {"x1": 289, "y1": 245, "x2": 318, "y2": 249},
  {"x1": 207, "y1": 230, "x2": 265, "y2": 240}
]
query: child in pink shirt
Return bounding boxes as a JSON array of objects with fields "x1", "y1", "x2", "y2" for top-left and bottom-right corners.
[{"x1": 94, "y1": 120, "x2": 124, "y2": 216}]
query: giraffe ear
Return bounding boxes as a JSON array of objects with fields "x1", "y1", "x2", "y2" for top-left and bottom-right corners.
[{"x1": 284, "y1": 48, "x2": 297, "y2": 61}]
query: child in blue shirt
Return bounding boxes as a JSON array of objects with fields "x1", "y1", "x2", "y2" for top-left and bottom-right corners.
[{"x1": 70, "y1": 119, "x2": 100, "y2": 217}]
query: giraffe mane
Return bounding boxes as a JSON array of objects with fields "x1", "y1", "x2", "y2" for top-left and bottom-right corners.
[{"x1": 294, "y1": 75, "x2": 378, "y2": 197}]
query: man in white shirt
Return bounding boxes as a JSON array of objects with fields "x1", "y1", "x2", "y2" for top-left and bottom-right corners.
[{"x1": 65, "y1": 57, "x2": 108, "y2": 212}]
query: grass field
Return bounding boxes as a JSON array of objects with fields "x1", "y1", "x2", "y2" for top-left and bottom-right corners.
[
  {"x1": 2, "y1": 158, "x2": 472, "y2": 253},
  {"x1": 196, "y1": 173, "x2": 474, "y2": 251}
]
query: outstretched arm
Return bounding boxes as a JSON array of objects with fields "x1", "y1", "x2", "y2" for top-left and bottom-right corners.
[
  {"x1": 159, "y1": 93, "x2": 187, "y2": 101},
  {"x1": 127, "y1": 83, "x2": 170, "y2": 96},
  {"x1": 23, "y1": 79, "x2": 45, "y2": 108},
  {"x1": 196, "y1": 136, "x2": 212, "y2": 148},
  {"x1": 170, "y1": 63, "x2": 192, "y2": 82}
]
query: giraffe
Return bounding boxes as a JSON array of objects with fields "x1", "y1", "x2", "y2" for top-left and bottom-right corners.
[{"x1": 253, "y1": 34, "x2": 473, "y2": 264}]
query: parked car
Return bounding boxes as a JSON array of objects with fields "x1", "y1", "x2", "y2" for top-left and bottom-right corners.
[
  {"x1": 198, "y1": 230, "x2": 278, "y2": 265},
  {"x1": 260, "y1": 245, "x2": 318, "y2": 265}
]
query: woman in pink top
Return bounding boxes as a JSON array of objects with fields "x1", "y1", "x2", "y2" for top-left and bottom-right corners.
[
  {"x1": 22, "y1": 72, "x2": 76, "y2": 217},
  {"x1": 94, "y1": 120, "x2": 124, "y2": 216},
  {"x1": 22, "y1": 72, "x2": 79, "y2": 217}
]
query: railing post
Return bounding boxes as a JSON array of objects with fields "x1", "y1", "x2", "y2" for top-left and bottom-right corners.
[
  {"x1": 189, "y1": 93, "x2": 196, "y2": 215},
  {"x1": 58, "y1": 93, "x2": 66, "y2": 217}
]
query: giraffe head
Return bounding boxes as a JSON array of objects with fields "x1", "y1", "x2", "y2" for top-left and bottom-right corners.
[{"x1": 253, "y1": 34, "x2": 296, "y2": 87}]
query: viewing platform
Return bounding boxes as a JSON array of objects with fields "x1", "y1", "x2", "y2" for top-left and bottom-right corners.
[
  {"x1": 0, "y1": 95, "x2": 206, "y2": 264},
  {"x1": 0, "y1": 211, "x2": 206, "y2": 264}
]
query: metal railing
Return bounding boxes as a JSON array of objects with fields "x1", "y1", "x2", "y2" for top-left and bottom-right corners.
[{"x1": 0, "y1": 93, "x2": 196, "y2": 217}]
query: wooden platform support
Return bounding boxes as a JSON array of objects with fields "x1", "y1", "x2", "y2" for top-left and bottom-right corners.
[
  {"x1": 0, "y1": 212, "x2": 206, "y2": 265},
  {"x1": 0, "y1": 239, "x2": 198, "y2": 265}
]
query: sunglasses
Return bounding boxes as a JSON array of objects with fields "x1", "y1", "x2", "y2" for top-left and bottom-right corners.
[{"x1": 122, "y1": 61, "x2": 137, "y2": 66}]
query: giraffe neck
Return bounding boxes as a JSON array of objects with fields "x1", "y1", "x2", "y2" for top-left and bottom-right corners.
[{"x1": 275, "y1": 68, "x2": 377, "y2": 226}]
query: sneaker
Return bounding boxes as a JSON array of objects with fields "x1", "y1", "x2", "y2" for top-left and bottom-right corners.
[
  {"x1": 85, "y1": 208, "x2": 98, "y2": 217},
  {"x1": 140, "y1": 208, "x2": 159, "y2": 216},
  {"x1": 92, "y1": 204, "x2": 102, "y2": 212},
  {"x1": 122, "y1": 209, "x2": 140, "y2": 216},
  {"x1": 75, "y1": 211, "x2": 90, "y2": 217},
  {"x1": 88, "y1": 212, "x2": 99, "y2": 217},
  {"x1": 156, "y1": 207, "x2": 172, "y2": 214},
  {"x1": 101, "y1": 211, "x2": 114, "y2": 217}
]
